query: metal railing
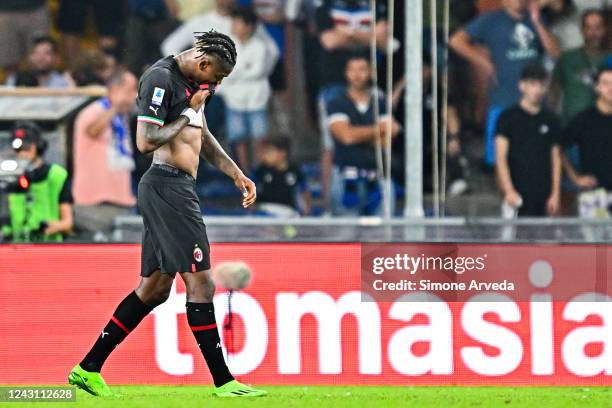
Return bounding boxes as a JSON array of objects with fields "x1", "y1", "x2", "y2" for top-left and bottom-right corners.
[{"x1": 114, "y1": 216, "x2": 612, "y2": 244}]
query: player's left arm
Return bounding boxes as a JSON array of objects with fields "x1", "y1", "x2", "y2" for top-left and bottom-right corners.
[{"x1": 199, "y1": 115, "x2": 256, "y2": 208}]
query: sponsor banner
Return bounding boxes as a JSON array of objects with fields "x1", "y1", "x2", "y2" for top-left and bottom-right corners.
[{"x1": 0, "y1": 244, "x2": 611, "y2": 386}]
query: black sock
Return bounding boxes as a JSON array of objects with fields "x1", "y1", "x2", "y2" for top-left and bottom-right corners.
[
  {"x1": 80, "y1": 291, "x2": 154, "y2": 372},
  {"x1": 186, "y1": 302, "x2": 234, "y2": 387}
]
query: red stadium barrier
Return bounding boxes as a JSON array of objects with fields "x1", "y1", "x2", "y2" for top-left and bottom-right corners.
[{"x1": 0, "y1": 243, "x2": 611, "y2": 386}]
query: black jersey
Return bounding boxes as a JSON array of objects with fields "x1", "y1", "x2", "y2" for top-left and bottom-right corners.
[
  {"x1": 495, "y1": 105, "x2": 561, "y2": 213},
  {"x1": 136, "y1": 56, "x2": 204, "y2": 128},
  {"x1": 254, "y1": 164, "x2": 306, "y2": 209},
  {"x1": 562, "y1": 106, "x2": 612, "y2": 191}
]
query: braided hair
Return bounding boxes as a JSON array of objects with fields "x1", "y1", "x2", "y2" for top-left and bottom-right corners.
[{"x1": 194, "y1": 30, "x2": 237, "y2": 67}]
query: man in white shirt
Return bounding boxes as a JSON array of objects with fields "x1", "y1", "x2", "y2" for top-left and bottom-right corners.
[{"x1": 217, "y1": 6, "x2": 271, "y2": 169}]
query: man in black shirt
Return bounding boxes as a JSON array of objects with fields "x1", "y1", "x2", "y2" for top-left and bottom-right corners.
[
  {"x1": 69, "y1": 30, "x2": 265, "y2": 398},
  {"x1": 495, "y1": 64, "x2": 562, "y2": 217},
  {"x1": 254, "y1": 136, "x2": 311, "y2": 216},
  {"x1": 562, "y1": 67, "x2": 612, "y2": 192}
]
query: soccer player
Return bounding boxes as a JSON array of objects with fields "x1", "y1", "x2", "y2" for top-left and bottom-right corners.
[{"x1": 68, "y1": 30, "x2": 266, "y2": 398}]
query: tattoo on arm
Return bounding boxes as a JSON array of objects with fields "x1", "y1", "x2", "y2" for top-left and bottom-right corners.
[
  {"x1": 137, "y1": 116, "x2": 189, "y2": 153},
  {"x1": 200, "y1": 130, "x2": 242, "y2": 179}
]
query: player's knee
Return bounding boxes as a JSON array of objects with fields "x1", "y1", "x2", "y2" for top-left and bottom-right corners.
[
  {"x1": 202, "y1": 276, "x2": 216, "y2": 299},
  {"x1": 187, "y1": 274, "x2": 215, "y2": 302},
  {"x1": 150, "y1": 287, "x2": 171, "y2": 305},
  {"x1": 137, "y1": 282, "x2": 172, "y2": 306}
]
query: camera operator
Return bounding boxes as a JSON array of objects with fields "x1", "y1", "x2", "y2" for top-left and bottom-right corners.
[{"x1": 1, "y1": 122, "x2": 73, "y2": 241}]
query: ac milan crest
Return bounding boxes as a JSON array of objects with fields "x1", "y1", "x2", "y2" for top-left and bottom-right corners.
[{"x1": 193, "y1": 245, "x2": 203, "y2": 262}]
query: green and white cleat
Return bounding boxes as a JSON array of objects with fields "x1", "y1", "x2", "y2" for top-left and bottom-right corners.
[
  {"x1": 67, "y1": 364, "x2": 115, "y2": 397},
  {"x1": 212, "y1": 380, "x2": 267, "y2": 397}
]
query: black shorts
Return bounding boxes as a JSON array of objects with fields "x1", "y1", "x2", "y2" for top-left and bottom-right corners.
[{"x1": 138, "y1": 164, "x2": 210, "y2": 278}]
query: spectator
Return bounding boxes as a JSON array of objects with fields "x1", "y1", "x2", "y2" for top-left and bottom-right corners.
[
  {"x1": 56, "y1": 0, "x2": 124, "y2": 68},
  {"x1": 495, "y1": 64, "x2": 562, "y2": 217},
  {"x1": 314, "y1": 0, "x2": 387, "y2": 90},
  {"x1": 539, "y1": 0, "x2": 578, "y2": 51},
  {"x1": 250, "y1": 0, "x2": 291, "y2": 133},
  {"x1": 124, "y1": 0, "x2": 181, "y2": 75},
  {"x1": 540, "y1": 0, "x2": 610, "y2": 51},
  {"x1": 0, "y1": 0, "x2": 50, "y2": 78},
  {"x1": 70, "y1": 48, "x2": 119, "y2": 86},
  {"x1": 217, "y1": 7, "x2": 271, "y2": 170},
  {"x1": 161, "y1": 0, "x2": 278, "y2": 71},
  {"x1": 552, "y1": 9, "x2": 610, "y2": 124},
  {"x1": 3, "y1": 121, "x2": 73, "y2": 242},
  {"x1": 327, "y1": 55, "x2": 400, "y2": 216},
  {"x1": 72, "y1": 70, "x2": 138, "y2": 240},
  {"x1": 161, "y1": 0, "x2": 278, "y2": 136},
  {"x1": 6, "y1": 36, "x2": 73, "y2": 88},
  {"x1": 314, "y1": 0, "x2": 388, "y2": 212},
  {"x1": 562, "y1": 67, "x2": 612, "y2": 194},
  {"x1": 450, "y1": 0, "x2": 560, "y2": 167},
  {"x1": 392, "y1": 52, "x2": 469, "y2": 196},
  {"x1": 251, "y1": 0, "x2": 286, "y2": 72},
  {"x1": 254, "y1": 136, "x2": 311, "y2": 216}
]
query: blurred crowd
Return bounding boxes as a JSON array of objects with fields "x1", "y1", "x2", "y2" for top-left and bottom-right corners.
[{"x1": 0, "y1": 0, "x2": 611, "y2": 241}]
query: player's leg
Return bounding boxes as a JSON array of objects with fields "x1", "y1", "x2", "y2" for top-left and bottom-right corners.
[
  {"x1": 180, "y1": 269, "x2": 233, "y2": 386},
  {"x1": 180, "y1": 270, "x2": 266, "y2": 397},
  {"x1": 144, "y1": 168, "x2": 265, "y2": 396},
  {"x1": 69, "y1": 271, "x2": 173, "y2": 396},
  {"x1": 79, "y1": 271, "x2": 173, "y2": 371}
]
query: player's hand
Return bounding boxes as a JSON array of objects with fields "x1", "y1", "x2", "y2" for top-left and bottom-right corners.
[
  {"x1": 189, "y1": 90, "x2": 210, "y2": 111},
  {"x1": 546, "y1": 192, "x2": 560, "y2": 216},
  {"x1": 504, "y1": 190, "x2": 522, "y2": 209},
  {"x1": 575, "y1": 174, "x2": 598, "y2": 189},
  {"x1": 234, "y1": 173, "x2": 257, "y2": 208}
]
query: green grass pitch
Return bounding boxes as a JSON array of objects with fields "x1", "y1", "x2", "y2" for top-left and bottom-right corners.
[{"x1": 3, "y1": 385, "x2": 611, "y2": 408}]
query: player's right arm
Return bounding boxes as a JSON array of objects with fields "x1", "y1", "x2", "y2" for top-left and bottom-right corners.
[{"x1": 136, "y1": 118, "x2": 188, "y2": 154}]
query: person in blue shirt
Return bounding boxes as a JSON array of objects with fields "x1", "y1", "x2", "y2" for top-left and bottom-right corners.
[{"x1": 450, "y1": 0, "x2": 560, "y2": 167}]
